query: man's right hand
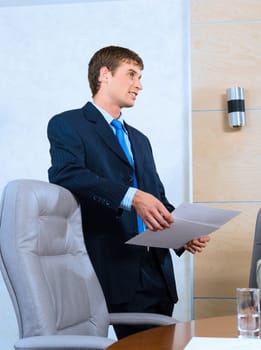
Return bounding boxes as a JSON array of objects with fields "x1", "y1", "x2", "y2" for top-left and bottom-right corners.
[{"x1": 132, "y1": 190, "x2": 174, "y2": 231}]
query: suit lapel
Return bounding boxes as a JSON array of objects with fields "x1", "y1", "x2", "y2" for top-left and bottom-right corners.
[
  {"x1": 82, "y1": 102, "x2": 132, "y2": 168},
  {"x1": 125, "y1": 122, "x2": 145, "y2": 181}
]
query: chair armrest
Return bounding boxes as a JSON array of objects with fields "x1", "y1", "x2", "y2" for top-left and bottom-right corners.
[
  {"x1": 108, "y1": 312, "x2": 178, "y2": 326},
  {"x1": 256, "y1": 259, "x2": 261, "y2": 289},
  {"x1": 14, "y1": 335, "x2": 115, "y2": 350}
]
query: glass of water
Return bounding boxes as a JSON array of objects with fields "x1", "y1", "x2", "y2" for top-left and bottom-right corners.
[{"x1": 236, "y1": 288, "x2": 260, "y2": 338}]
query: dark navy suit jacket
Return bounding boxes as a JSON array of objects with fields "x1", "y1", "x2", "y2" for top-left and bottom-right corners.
[{"x1": 47, "y1": 102, "x2": 181, "y2": 305}]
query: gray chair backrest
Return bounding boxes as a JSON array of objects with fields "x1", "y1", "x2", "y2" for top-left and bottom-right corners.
[
  {"x1": 249, "y1": 208, "x2": 261, "y2": 288},
  {"x1": 0, "y1": 179, "x2": 110, "y2": 339}
]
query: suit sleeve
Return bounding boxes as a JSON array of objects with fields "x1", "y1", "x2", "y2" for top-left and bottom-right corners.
[
  {"x1": 47, "y1": 115, "x2": 128, "y2": 211},
  {"x1": 143, "y1": 135, "x2": 175, "y2": 213},
  {"x1": 143, "y1": 135, "x2": 185, "y2": 256}
]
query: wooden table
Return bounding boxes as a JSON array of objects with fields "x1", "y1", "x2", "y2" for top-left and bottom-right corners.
[{"x1": 106, "y1": 315, "x2": 238, "y2": 350}]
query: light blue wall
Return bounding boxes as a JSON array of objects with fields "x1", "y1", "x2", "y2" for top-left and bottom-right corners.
[{"x1": 0, "y1": 0, "x2": 191, "y2": 348}]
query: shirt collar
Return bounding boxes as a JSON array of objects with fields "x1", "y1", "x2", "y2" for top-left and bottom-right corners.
[{"x1": 91, "y1": 102, "x2": 126, "y2": 131}]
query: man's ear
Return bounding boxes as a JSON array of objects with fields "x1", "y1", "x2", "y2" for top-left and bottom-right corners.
[{"x1": 98, "y1": 66, "x2": 110, "y2": 83}]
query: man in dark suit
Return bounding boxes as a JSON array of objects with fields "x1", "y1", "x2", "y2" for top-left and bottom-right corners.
[{"x1": 47, "y1": 45, "x2": 209, "y2": 339}]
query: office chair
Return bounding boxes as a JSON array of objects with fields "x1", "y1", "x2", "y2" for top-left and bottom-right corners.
[
  {"x1": 249, "y1": 208, "x2": 261, "y2": 288},
  {"x1": 0, "y1": 179, "x2": 176, "y2": 350}
]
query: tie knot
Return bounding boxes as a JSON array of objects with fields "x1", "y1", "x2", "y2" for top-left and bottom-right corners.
[{"x1": 111, "y1": 119, "x2": 123, "y2": 130}]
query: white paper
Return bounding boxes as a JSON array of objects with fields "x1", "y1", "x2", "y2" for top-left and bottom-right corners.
[
  {"x1": 126, "y1": 202, "x2": 240, "y2": 249},
  {"x1": 185, "y1": 337, "x2": 261, "y2": 350}
]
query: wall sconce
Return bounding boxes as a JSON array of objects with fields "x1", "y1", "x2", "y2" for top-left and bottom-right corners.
[{"x1": 226, "y1": 87, "x2": 246, "y2": 128}]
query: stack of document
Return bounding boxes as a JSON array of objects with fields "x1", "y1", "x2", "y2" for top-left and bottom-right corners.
[{"x1": 126, "y1": 202, "x2": 240, "y2": 249}]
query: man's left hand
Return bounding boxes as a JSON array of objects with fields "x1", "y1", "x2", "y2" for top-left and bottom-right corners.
[{"x1": 184, "y1": 236, "x2": 210, "y2": 254}]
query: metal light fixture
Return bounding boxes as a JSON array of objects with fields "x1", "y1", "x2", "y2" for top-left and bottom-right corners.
[{"x1": 226, "y1": 87, "x2": 246, "y2": 128}]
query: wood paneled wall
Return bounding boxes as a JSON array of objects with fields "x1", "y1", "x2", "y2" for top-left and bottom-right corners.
[{"x1": 191, "y1": 0, "x2": 261, "y2": 319}]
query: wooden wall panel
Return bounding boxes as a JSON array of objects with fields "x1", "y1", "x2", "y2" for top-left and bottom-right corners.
[
  {"x1": 192, "y1": 0, "x2": 261, "y2": 22},
  {"x1": 193, "y1": 110, "x2": 261, "y2": 202},
  {"x1": 191, "y1": 0, "x2": 261, "y2": 320},
  {"x1": 194, "y1": 299, "x2": 236, "y2": 320},
  {"x1": 192, "y1": 23, "x2": 261, "y2": 110},
  {"x1": 194, "y1": 204, "x2": 259, "y2": 298}
]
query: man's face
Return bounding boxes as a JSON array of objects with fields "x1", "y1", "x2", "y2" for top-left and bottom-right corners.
[{"x1": 104, "y1": 61, "x2": 143, "y2": 108}]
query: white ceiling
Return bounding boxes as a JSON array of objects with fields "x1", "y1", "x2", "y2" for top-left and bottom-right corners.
[{"x1": 0, "y1": 0, "x2": 121, "y2": 7}]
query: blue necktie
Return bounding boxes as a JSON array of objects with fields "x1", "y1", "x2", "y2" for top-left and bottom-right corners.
[{"x1": 111, "y1": 119, "x2": 144, "y2": 233}]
